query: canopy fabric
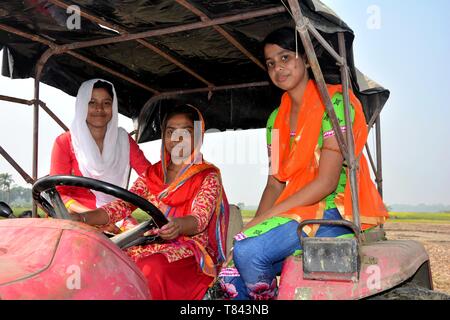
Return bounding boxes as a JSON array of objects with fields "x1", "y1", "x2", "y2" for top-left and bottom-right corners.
[{"x1": 0, "y1": 0, "x2": 389, "y2": 142}]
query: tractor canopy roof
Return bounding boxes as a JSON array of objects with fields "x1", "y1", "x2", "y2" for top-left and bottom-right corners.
[{"x1": 0, "y1": 0, "x2": 389, "y2": 142}]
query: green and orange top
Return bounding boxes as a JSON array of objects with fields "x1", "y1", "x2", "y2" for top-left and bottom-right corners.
[{"x1": 266, "y1": 92, "x2": 355, "y2": 211}]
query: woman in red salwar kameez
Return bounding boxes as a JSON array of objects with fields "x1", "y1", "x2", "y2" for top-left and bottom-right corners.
[{"x1": 74, "y1": 104, "x2": 230, "y2": 300}]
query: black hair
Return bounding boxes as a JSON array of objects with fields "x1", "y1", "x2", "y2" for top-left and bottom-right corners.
[
  {"x1": 162, "y1": 104, "x2": 201, "y2": 130},
  {"x1": 93, "y1": 80, "x2": 114, "y2": 99},
  {"x1": 263, "y1": 27, "x2": 306, "y2": 56}
]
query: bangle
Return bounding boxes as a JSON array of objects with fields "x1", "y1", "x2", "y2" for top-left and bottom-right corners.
[
  {"x1": 79, "y1": 213, "x2": 87, "y2": 223},
  {"x1": 65, "y1": 199, "x2": 76, "y2": 210}
]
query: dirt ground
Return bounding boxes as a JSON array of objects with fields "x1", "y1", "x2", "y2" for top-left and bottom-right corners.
[{"x1": 384, "y1": 222, "x2": 450, "y2": 295}]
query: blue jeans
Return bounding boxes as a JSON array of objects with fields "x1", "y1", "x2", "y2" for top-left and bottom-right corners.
[{"x1": 219, "y1": 208, "x2": 352, "y2": 300}]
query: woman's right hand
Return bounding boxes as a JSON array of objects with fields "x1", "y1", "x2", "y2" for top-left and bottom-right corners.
[
  {"x1": 69, "y1": 211, "x2": 121, "y2": 235},
  {"x1": 65, "y1": 199, "x2": 92, "y2": 214},
  {"x1": 68, "y1": 208, "x2": 110, "y2": 227},
  {"x1": 68, "y1": 211, "x2": 84, "y2": 222}
]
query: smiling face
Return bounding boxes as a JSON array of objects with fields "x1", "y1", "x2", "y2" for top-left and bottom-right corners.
[
  {"x1": 264, "y1": 43, "x2": 308, "y2": 92},
  {"x1": 164, "y1": 113, "x2": 196, "y2": 163},
  {"x1": 86, "y1": 87, "x2": 113, "y2": 129}
]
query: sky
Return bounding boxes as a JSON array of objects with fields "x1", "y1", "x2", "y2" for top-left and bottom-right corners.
[{"x1": 0, "y1": 0, "x2": 449, "y2": 207}]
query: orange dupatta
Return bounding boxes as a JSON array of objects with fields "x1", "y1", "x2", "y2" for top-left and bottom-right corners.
[
  {"x1": 159, "y1": 105, "x2": 229, "y2": 278},
  {"x1": 271, "y1": 80, "x2": 388, "y2": 236}
]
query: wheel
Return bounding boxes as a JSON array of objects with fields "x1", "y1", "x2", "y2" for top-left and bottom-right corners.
[{"x1": 369, "y1": 282, "x2": 450, "y2": 300}]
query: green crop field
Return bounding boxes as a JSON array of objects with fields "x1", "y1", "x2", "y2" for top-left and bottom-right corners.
[
  {"x1": 4, "y1": 207, "x2": 152, "y2": 222},
  {"x1": 3, "y1": 207, "x2": 450, "y2": 225},
  {"x1": 240, "y1": 210, "x2": 450, "y2": 224},
  {"x1": 241, "y1": 210, "x2": 256, "y2": 219},
  {"x1": 387, "y1": 212, "x2": 450, "y2": 224},
  {"x1": 132, "y1": 209, "x2": 151, "y2": 222}
]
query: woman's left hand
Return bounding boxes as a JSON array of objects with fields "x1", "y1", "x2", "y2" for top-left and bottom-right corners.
[
  {"x1": 97, "y1": 223, "x2": 121, "y2": 235},
  {"x1": 159, "y1": 218, "x2": 182, "y2": 240}
]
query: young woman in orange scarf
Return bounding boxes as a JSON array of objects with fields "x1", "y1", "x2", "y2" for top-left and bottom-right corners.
[
  {"x1": 73, "y1": 104, "x2": 229, "y2": 300},
  {"x1": 219, "y1": 27, "x2": 388, "y2": 300}
]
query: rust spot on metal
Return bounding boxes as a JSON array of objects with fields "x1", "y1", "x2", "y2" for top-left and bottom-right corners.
[
  {"x1": 362, "y1": 255, "x2": 378, "y2": 265},
  {"x1": 294, "y1": 287, "x2": 312, "y2": 300}
]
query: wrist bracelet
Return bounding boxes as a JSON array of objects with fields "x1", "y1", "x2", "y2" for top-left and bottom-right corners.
[
  {"x1": 79, "y1": 213, "x2": 87, "y2": 223},
  {"x1": 65, "y1": 199, "x2": 76, "y2": 210}
]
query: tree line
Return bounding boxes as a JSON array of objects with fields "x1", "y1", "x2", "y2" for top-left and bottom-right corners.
[{"x1": 0, "y1": 173, "x2": 32, "y2": 206}]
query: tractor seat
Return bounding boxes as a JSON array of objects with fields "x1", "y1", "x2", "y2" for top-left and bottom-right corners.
[{"x1": 225, "y1": 204, "x2": 244, "y2": 257}]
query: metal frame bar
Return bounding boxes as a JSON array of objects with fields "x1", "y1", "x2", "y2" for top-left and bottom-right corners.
[
  {"x1": 0, "y1": 24, "x2": 55, "y2": 47},
  {"x1": 287, "y1": 0, "x2": 361, "y2": 236},
  {"x1": 302, "y1": 17, "x2": 385, "y2": 199},
  {"x1": 0, "y1": 5, "x2": 287, "y2": 99},
  {"x1": 0, "y1": 145, "x2": 34, "y2": 184},
  {"x1": 57, "y1": 6, "x2": 286, "y2": 52},
  {"x1": 0, "y1": 88, "x2": 71, "y2": 216},
  {"x1": 306, "y1": 22, "x2": 344, "y2": 66},
  {"x1": 365, "y1": 143, "x2": 383, "y2": 194},
  {"x1": 375, "y1": 117, "x2": 383, "y2": 197},
  {"x1": 0, "y1": 24, "x2": 159, "y2": 94},
  {"x1": 338, "y1": 32, "x2": 361, "y2": 234},
  {"x1": 38, "y1": 101, "x2": 69, "y2": 132},
  {"x1": 155, "y1": 81, "x2": 270, "y2": 98},
  {"x1": 366, "y1": 94, "x2": 384, "y2": 197},
  {"x1": 0, "y1": 94, "x2": 68, "y2": 132},
  {"x1": 0, "y1": 95, "x2": 33, "y2": 105},
  {"x1": 365, "y1": 143, "x2": 378, "y2": 178},
  {"x1": 46, "y1": 0, "x2": 214, "y2": 87},
  {"x1": 364, "y1": 87, "x2": 383, "y2": 197},
  {"x1": 31, "y1": 50, "x2": 51, "y2": 217},
  {"x1": 0, "y1": 5, "x2": 285, "y2": 96},
  {"x1": 175, "y1": 0, "x2": 266, "y2": 70},
  {"x1": 66, "y1": 51, "x2": 159, "y2": 94},
  {"x1": 287, "y1": 1, "x2": 349, "y2": 160},
  {"x1": 367, "y1": 105, "x2": 384, "y2": 131}
]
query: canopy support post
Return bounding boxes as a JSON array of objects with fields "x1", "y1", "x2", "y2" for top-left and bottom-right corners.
[
  {"x1": 287, "y1": 0, "x2": 349, "y2": 161},
  {"x1": 287, "y1": 0, "x2": 362, "y2": 238},
  {"x1": 375, "y1": 116, "x2": 383, "y2": 198},
  {"x1": 31, "y1": 48, "x2": 55, "y2": 217},
  {"x1": 338, "y1": 32, "x2": 361, "y2": 237}
]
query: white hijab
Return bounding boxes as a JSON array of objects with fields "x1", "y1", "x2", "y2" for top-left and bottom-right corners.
[{"x1": 70, "y1": 79, "x2": 130, "y2": 207}]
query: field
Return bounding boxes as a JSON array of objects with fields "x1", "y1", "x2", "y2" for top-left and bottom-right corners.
[
  {"x1": 383, "y1": 220, "x2": 450, "y2": 295},
  {"x1": 388, "y1": 212, "x2": 450, "y2": 224}
]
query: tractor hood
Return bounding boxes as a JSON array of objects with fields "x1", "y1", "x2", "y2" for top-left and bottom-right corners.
[
  {"x1": 0, "y1": 218, "x2": 150, "y2": 299},
  {"x1": 0, "y1": 219, "x2": 62, "y2": 286}
]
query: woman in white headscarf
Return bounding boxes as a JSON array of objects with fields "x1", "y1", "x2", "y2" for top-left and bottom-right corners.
[{"x1": 50, "y1": 79, "x2": 151, "y2": 229}]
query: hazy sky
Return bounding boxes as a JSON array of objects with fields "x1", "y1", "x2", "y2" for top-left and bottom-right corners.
[{"x1": 0, "y1": 0, "x2": 449, "y2": 206}]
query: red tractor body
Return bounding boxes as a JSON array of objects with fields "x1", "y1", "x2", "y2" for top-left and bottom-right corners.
[{"x1": 0, "y1": 218, "x2": 150, "y2": 300}]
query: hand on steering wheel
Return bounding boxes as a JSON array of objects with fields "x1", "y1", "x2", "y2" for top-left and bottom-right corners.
[{"x1": 32, "y1": 175, "x2": 169, "y2": 249}]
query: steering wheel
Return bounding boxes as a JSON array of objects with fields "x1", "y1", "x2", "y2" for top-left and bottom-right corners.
[{"x1": 32, "y1": 175, "x2": 168, "y2": 249}]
